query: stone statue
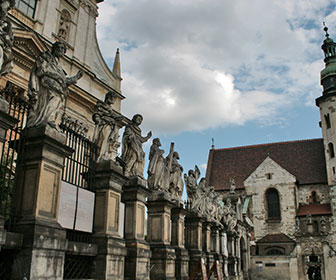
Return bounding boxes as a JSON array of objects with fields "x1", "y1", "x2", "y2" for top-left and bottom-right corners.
[
  {"x1": 306, "y1": 213, "x2": 312, "y2": 224},
  {"x1": 184, "y1": 165, "x2": 201, "y2": 208},
  {"x1": 27, "y1": 41, "x2": 83, "y2": 129},
  {"x1": 229, "y1": 178, "x2": 236, "y2": 194},
  {"x1": 148, "y1": 138, "x2": 169, "y2": 192},
  {"x1": 168, "y1": 151, "x2": 184, "y2": 200},
  {"x1": 0, "y1": 0, "x2": 15, "y2": 77},
  {"x1": 320, "y1": 217, "x2": 327, "y2": 234},
  {"x1": 121, "y1": 114, "x2": 152, "y2": 177},
  {"x1": 93, "y1": 91, "x2": 123, "y2": 162},
  {"x1": 223, "y1": 198, "x2": 237, "y2": 233}
]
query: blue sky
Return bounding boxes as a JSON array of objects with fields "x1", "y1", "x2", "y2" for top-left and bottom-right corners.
[{"x1": 96, "y1": 0, "x2": 335, "y2": 179}]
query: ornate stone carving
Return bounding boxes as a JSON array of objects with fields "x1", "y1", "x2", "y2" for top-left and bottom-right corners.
[
  {"x1": 147, "y1": 139, "x2": 184, "y2": 201},
  {"x1": 184, "y1": 165, "x2": 201, "y2": 210},
  {"x1": 60, "y1": 113, "x2": 88, "y2": 137},
  {"x1": 121, "y1": 114, "x2": 151, "y2": 177},
  {"x1": 0, "y1": 0, "x2": 15, "y2": 77},
  {"x1": 229, "y1": 178, "x2": 236, "y2": 194},
  {"x1": 27, "y1": 41, "x2": 83, "y2": 129},
  {"x1": 58, "y1": 9, "x2": 71, "y2": 41},
  {"x1": 93, "y1": 91, "x2": 124, "y2": 162},
  {"x1": 222, "y1": 198, "x2": 238, "y2": 233}
]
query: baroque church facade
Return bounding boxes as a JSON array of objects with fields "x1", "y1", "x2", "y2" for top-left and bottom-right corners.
[{"x1": 206, "y1": 27, "x2": 336, "y2": 280}]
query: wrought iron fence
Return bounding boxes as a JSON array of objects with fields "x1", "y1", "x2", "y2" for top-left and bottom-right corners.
[
  {"x1": 0, "y1": 82, "x2": 28, "y2": 230},
  {"x1": 63, "y1": 254, "x2": 95, "y2": 279},
  {"x1": 60, "y1": 113, "x2": 97, "y2": 191}
]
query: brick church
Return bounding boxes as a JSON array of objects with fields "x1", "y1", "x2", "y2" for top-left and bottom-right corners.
[{"x1": 206, "y1": 27, "x2": 336, "y2": 280}]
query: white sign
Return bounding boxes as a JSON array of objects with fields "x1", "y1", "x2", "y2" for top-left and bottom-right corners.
[
  {"x1": 58, "y1": 182, "x2": 77, "y2": 229},
  {"x1": 58, "y1": 181, "x2": 95, "y2": 233}
]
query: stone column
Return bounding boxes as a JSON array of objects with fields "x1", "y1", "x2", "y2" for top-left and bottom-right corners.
[
  {"x1": 220, "y1": 230, "x2": 229, "y2": 278},
  {"x1": 122, "y1": 176, "x2": 151, "y2": 280},
  {"x1": 211, "y1": 224, "x2": 222, "y2": 274},
  {"x1": 202, "y1": 219, "x2": 213, "y2": 270},
  {"x1": 11, "y1": 126, "x2": 73, "y2": 280},
  {"x1": 147, "y1": 192, "x2": 176, "y2": 279},
  {"x1": 0, "y1": 97, "x2": 18, "y2": 252},
  {"x1": 227, "y1": 233, "x2": 237, "y2": 277},
  {"x1": 171, "y1": 205, "x2": 189, "y2": 280},
  {"x1": 185, "y1": 212, "x2": 204, "y2": 276},
  {"x1": 92, "y1": 160, "x2": 128, "y2": 280}
]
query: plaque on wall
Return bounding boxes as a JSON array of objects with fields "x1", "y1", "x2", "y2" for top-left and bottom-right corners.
[
  {"x1": 58, "y1": 181, "x2": 77, "y2": 229},
  {"x1": 75, "y1": 187, "x2": 95, "y2": 232}
]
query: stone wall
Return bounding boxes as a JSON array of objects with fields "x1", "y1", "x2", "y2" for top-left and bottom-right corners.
[
  {"x1": 297, "y1": 184, "x2": 330, "y2": 205},
  {"x1": 251, "y1": 256, "x2": 291, "y2": 280}
]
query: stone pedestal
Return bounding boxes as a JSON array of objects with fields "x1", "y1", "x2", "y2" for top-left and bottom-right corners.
[
  {"x1": 185, "y1": 212, "x2": 204, "y2": 276},
  {"x1": 93, "y1": 160, "x2": 128, "y2": 279},
  {"x1": 227, "y1": 234, "x2": 238, "y2": 277},
  {"x1": 220, "y1": 230, "x2": 229, "y2": 277},
  {"x1": 11, "y1": 126, "x2": 72, "y2": 280},
  {"x1": 147, "y1": 193, "x2": 176, "y2": 279},
  {"x1": 122, "y1": 176, "x2": 151, "y2": 280},
  {"x1": 171, "y1": 206, "x2": 189, "y2": 280}
]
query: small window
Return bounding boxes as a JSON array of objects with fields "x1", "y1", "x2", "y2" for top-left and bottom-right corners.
[
  {"x1": 312, "y1": 191, "x2": 319, "y2": 204},
  {"x1": 329, "y1": 142, "x2": 335, "y2": 158},
  {"x1": 325, "y1": 114, "x2": 331, "y2": 129},
  {"x1": 266, "y1": 188, "x2": 281, "y2": 220},
  {"x1": 266, "y1": 173, "x2": 272, "y2": 180},
  {"x1": 313, "y1": 221, "x2": 319, "y2": 234},
  {"x1": 16, "y1": 0, "x2": 37, "y2": 18},
  {"x1": 266, "y1": 249, "x2": 284, "y2": 256}
]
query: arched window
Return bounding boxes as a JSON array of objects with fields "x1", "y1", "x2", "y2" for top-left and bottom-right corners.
[
  {"x1": 266, "y1": 188, "x2": 281, "y2": 220},
  {"x1": 266, "y1": 248, "x2": 284, "y2": 255},
  {"x1": 329, "y1": 142, "x2": 335, "y2": 158}
]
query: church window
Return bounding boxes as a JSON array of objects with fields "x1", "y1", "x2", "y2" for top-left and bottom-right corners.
[
  {"x1": 312, "y1": 191, "x2": 319, "y2": 204},
  {"x1": 15, "y1": 0, "x2": 37, "y2": 18},
  {"x1": 266, "y1": 188, "x2": 281, "y2": 220},
  {"x1": 325, "y1": 114, "x2": 331, "y2": 129},
  {"x1": 329, "y1": 142, "x2": 335, "y2": 158},
  {"x1": 266, "y1": 247, "x2": 284, "y2": 255}
]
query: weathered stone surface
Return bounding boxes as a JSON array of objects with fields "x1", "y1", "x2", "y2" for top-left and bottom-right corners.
[{"x1": 121, "y1": 114, "x2": 151, "y2": 177}]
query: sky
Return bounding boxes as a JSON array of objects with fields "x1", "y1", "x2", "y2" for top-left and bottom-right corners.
[{"x1": 96, "y1": 0, "x2": 336, "y2": 179}]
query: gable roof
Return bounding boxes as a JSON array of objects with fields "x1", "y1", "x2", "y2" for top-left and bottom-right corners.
[
  {"x1": 206, "y1": 138, "x2": 327, "y2": 191},
  {"x1": 256, "y1": 233, "x2": 295, "y2": 244}
]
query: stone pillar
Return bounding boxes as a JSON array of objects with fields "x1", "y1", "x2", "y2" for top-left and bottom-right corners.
[
  {"x1": 185, "y1": 212, "x2": 204, "y2": 276},
  {"x1": 227, "y1": 233, "x2": 237, "y2": 277},
  {"x1": 171, "y1": 206, "x2": 189, "y2": 280},
  {"x1": 203, "y1": 220, "x2": 213, "y2": 270},
  {"x1": 220, "y1": 230, "x2": 229, "y2": 278},
  {"x1": 11, "y1": 126, "x2": 72, "y2": 279},
  {"x1": 0, "y1": 97, "x2": 18, "y2": 252},
  {"x1": 92, "y1": 160, "x2": 128, "y2": 280},
  {"x1": 147, "y1": 193, "x2": 176, "y2": 279},
  {"x1": 211, "y1": 224, "x2": 222, "y2": 275},
  {"x1": 122, "y1": 176, "x2": 151, "y2": 280}
]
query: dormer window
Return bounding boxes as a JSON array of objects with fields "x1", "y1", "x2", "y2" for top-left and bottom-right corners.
[{"x1": 16, "y1": 0, "x2": 37, "y2": 18}]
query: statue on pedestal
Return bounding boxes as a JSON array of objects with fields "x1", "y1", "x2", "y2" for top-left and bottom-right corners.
[
  {"x1": 223, "y1": 198, "x2": 237, "y2": 233},
  {"x1": 0, "y1": 0, "x2": 15, "y2": 77},
  {"x1": 27, "y1": 41, "x2": 83, "y2": 129},
  {"x1": 229, "y1": 178, "x2": 236, "y2": 194},
  {"x1": 121, "y1": 114, "x2": 151, "y2": 177},
  {"x1": 168, "y1": 151, "x2": 184, "y2": 200},
  {"x1": 148, "y1": 138, "x2": 168, "y2": 191},
  {"x1": 93, "y1": 91, "x2": 123, "y2": 162}
]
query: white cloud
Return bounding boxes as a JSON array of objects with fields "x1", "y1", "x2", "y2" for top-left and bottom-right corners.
[{"x1": 96, "y1": 0, "x2": 335, "y2": 134}]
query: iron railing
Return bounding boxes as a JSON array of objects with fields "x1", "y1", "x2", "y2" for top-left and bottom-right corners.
[
  {"x1": 63, "y1": 254, "x2": 95, "y2": 279},
  {"x1": 0, "y1": 82, "x2": 27, "y2": 230}
]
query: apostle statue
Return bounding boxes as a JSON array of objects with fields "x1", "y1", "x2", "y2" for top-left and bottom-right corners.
[
  {"x1": 168, "y1": 151, "x2": 184, "y2": 200},
  {"x1": 121, "y1": 114, "x2": 151, "y2": 177},
  {"x1": 27, "y1": 41, "x2": 83, "y2": 129},
  {"x1": 148, "y1": 138, "x2": 168, "y2": 191},
  {"x1": 229, "y1": 177, "x2": 236, "y2": 194},
  {"x1": 93, "y1": 91, "x2": 123, "y2": 162},
  {"x1": 0, "y1": 0, "x2": 15, "y2": 77}
]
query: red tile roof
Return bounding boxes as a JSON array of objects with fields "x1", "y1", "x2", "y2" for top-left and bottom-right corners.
[
  {"x1": 256, "y1": 233, "x2": 295, "y2": 243},
  {"x1": 206, "y1": 138, "x2": 327, "y2": 191},
  {"x1": 297, "y1": 203, "x2": 332, "y2": 216}
]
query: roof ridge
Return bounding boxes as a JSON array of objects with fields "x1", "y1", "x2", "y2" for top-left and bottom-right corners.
[{"x1": 212, "y1": 138, "x2": 323, "y2": 152}]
